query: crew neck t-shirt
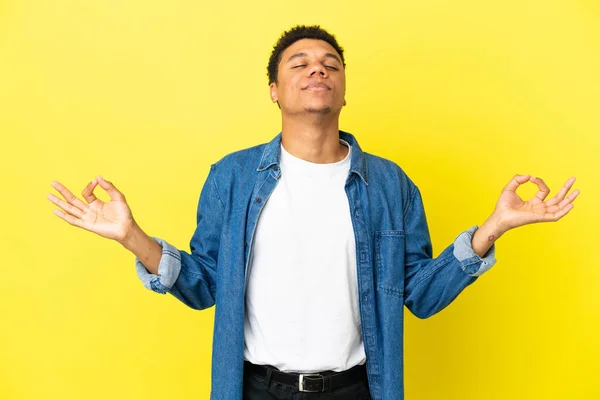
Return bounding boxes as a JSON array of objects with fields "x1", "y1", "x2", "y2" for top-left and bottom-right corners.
[{"x1": 243, "y1": 139, "x2": 366, "y2": 373}]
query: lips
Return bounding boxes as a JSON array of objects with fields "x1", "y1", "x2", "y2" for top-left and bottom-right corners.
[{"x1": 303, "y1": 82, "x2": 330, "y2": 90}]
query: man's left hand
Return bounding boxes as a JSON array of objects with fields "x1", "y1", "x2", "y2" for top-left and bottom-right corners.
[{"x1": 491, "y1": 174, "x2": 580, "y2": 234}]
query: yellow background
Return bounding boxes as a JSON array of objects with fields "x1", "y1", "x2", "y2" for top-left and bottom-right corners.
[{"x1": 1, "y1": 0, "x2": 598, "y2": 399}]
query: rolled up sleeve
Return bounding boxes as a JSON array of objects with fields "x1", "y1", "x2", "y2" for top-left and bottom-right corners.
[
  {"x1": 135, "y1": 237, "x2": 182, "y2": 294},
  {"x1": 453, "y1": 226, "x2": 497, "y2": 277}
]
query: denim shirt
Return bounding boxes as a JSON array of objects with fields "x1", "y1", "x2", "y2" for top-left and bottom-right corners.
[{"x1": 135, "y1": 131, "x2": 496, "y2": 400}]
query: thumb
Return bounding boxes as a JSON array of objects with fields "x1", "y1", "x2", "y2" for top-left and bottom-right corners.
[{"x1": 96, "y1": 175, "x2": 125, "y2": 201}]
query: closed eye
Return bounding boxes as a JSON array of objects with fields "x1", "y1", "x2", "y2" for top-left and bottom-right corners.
[{"x1": 292, "y1": 65, "x2": 338, "y2": 70}]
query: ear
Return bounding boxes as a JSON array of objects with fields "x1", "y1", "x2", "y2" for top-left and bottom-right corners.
[{"x1": 269, "y1": 82, "x2": 278, "y2": 103}]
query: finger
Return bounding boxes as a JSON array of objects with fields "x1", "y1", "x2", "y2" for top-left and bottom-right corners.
[
  {"x1": 529, "y1": 176, "x2": 551, "y2": 201},
  {"x1": 503, "y1": 174, "x2": 532, "y2": 192},
  {"x1": 96, "y1": 176, "x2": 125, "y2": 201},
  {"x1": 558, "y1": 188, "x2": 580, "y2": 208},
  {"x1": 50, "y1": 181, "x2": 89, "y2": 211},
  {"x1": 52, "y1": 208, "x2": 85, "y2": 229},
  {"x1": 82, "y1": 179, "x2": 99, "y2": 204},
  {"x1": 546, "y1": 177, "x2": 576, "y2": 206},
  {"x1": 544, "y1": 188, "x2": 580, "y2": 213},
  {"x1": 541, "y1": 203, "x2": 574, "y2": 222},
  {"x1": 47, "y1": 193, "x2": 84, "y2": 219}
]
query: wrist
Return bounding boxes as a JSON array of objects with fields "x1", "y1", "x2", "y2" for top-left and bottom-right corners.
[
  {"x1": 471, "y1": 217, "x2": 503, "y2": 258},
  {"x1": 119, "y1": 221, "x2": 143, "y2": 249},
  {"x1": 480, "y1": 213, "x2": 507, "y2": 240}
]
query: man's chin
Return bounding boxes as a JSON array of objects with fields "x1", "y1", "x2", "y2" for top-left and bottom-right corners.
[{"x1": 303, "y1": 106, "x2": 332, "y2": 115}]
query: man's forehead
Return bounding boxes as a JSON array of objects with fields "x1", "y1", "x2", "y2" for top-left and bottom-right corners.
[{"x1": 281, "y1": 39, "x2": 340, "y2": 59}]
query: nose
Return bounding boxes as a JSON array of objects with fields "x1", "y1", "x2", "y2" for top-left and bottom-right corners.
[{"x1": 308, "y1": 62, "x2": 328, "y2": 78}]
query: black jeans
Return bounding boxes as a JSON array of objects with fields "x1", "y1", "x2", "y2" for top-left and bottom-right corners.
[{"x1": 242, "y1": 363, "x2": 373, "y2": 400}]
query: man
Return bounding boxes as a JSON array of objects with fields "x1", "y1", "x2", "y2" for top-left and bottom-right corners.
[{"x1": 47, "y1": 25, "x2": 579, "y2": 400}]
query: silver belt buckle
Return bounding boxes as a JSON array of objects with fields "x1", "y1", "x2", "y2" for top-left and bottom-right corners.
[{"x1": 298, "y1": 373, "x2": 323, "y2": 392}]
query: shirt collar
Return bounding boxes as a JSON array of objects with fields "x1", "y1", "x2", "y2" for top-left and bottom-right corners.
[{"x1": 257, "y1": 130, "x2": 368, "y2": 185}]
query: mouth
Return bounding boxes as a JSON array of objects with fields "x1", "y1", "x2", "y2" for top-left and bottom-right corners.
[{"x1": 303, "y1": 83, "x2": 331, "y2": 90}]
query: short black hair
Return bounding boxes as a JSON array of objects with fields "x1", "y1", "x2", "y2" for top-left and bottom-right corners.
[{"x1": 267, "y1": 25, "x2": 346, "y2": 85}]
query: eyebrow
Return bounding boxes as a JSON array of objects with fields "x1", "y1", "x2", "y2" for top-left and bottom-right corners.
[{"x1": 286, "y1": 52, "x2": 342, "y2": 65}]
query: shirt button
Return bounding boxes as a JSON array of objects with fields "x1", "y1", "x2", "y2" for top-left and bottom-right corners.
[
  {"x1": 244, "y1": 241, "x2": 248, "y2": 247},
  {"x1": 256, "y1": 197, "x2": 262, "y2": 203}
]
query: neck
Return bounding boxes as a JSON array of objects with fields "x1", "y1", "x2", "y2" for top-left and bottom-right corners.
[{"x1": 280, "y1": 113, "x2": 347, "y2": 164}]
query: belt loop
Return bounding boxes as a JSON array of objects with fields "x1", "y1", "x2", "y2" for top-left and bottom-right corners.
[
  {"x1": 323, "y1": 375, "x2": 330, "y2": 392},
  {"x1": 264, "y1": 368, "x2": 273, "y2": 388}
]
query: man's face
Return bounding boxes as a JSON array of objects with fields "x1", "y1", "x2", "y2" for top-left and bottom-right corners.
[{"x1": 270, "y1": 39, "x2": 346, "y2": 116}]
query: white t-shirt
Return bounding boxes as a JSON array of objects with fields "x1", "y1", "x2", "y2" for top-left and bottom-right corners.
[{"x1": 243, "y1": 138, "x2": 366, "y2": 373}]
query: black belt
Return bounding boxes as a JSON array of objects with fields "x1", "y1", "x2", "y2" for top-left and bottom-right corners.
[{"x1": 244, "y1": 360, "x2": 367, "y2": 393}]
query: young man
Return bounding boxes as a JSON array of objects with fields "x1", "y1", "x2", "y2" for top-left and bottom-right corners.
[{"x1": 47, "y1": 25, "x2": 579, "y2": 400}]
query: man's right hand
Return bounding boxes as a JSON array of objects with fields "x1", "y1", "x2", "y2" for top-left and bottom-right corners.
[{"x1": 47, "y1": 176, "x2": 135, "y2": 243}]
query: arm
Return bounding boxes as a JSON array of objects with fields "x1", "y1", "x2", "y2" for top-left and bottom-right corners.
[
  {"x1": 470, "y1": 215, "x2": 504, "y2": 258},
  {"x1": 132, "y1": 164, "x2": 225, "y2": 310},
  {"x1": 403, "y1": 186, "x2": 497, "y2": 319},
  {"x1": 403, "y1": 173, "x2": 579, "y2": 319},
  {"x1": 120, "y1": 222, "x2": 162, "y2": 274},
  {"x1": 47, "y1": 167, "x2": 225, "y2": 311}
]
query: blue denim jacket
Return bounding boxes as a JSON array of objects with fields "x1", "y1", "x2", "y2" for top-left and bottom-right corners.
[{"x1": 135, "y1": 131, "x2": 496, "y2": 400}]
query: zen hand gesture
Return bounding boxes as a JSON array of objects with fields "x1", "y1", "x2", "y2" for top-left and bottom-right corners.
[
  {"x1": 47, "y1": 176, "x2": 135, "y2": 242},
  {"x1": 492, "y1": 174, "x2": 580, "y2": 233}
]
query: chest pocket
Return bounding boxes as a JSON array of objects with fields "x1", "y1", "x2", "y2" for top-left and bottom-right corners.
[{"x1": 375, "y1": 230, "x2": 405, "y2": 298}]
